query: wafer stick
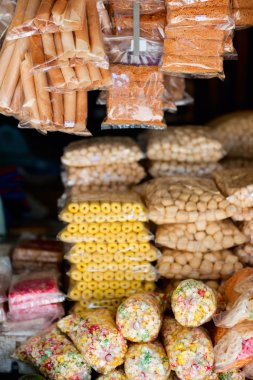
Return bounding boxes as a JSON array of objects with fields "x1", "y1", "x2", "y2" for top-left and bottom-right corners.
[
  {"x1": 64, "y1": 91, "x2": 76, "y2": 128},
  {"x1": 52, "y1": 0, "x2": 68, "y2": 25},
  {"x1": 75, "y1": 65, "x2": 91, "y2": 89},
  {"x1": 61, "y1": 65, "x2": 78, "y2": 88},
  {"x1": 87, "y1": 63, "x2": 102, "y2": 86},
  {"x1": 42, "y1": 33, "x2": 57, "y2": 63},
  {"x1": 50, "y1": 89, "x2": 64, "y2": 126},
  {"x1": 100, "y1": 68, "x2": 112, "y2": 87},
  {"x1": 33, "y1": 69, "x2": 53, "y2": 126},
  {"x1": 75, "y1": 27, "x2": 90, "y2": 58},
  {"x1": 23, "y1": 0, "x2": 41, "y2": 27},
  {"x1": 64, "y1": 0, "x2": 86, "y2": 30},
  {"x1": 7, "y1": 0, "x2": 29, "y2": 35},
  {"x1": 0, "y1": 42, "x2": 16, "y2": 87},
  {"x1": 76, "y1": 90, "x2": 87, "y2": 130},
  {"x1": 54, "y1": 31, "x2": 64, "y2": 56},
  {"x1": 61, "y1": 31, "x2": 76, "y2": 59},
  {"x1": 10, "y1": 77, "x2": 24, "y2": 116},
  {"x1": 34, "y1": 0, "x2": 55, "y2": 31},
  {"x1": 86, "y1": 0, "x2": 105, "y2": 59},
  {"x1": 47, "y1": 68, "x2": 66, "y2": 89},
  {"x1": 21, "y1": 53, "x2": 40, "y2": 122}
]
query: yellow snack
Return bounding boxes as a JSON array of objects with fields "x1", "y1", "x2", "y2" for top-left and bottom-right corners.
[{"x1": 68, "y1": 203, "x2": 80, "y2": 213}]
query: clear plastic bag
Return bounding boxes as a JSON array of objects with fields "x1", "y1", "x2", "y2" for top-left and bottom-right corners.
[
  {"x1": 8, "y1": 271, "x2": 65, "y2": 312},
  {"x1": 156, "y1": 220, "x2": 247, "y2": 252},
  {"x1": 108, "y1": 0, "x2": 165, "y2": 15},
  {"x1": 1, "y1": 317, "x2": 55, "y2": 335},
  {"x1": 149, "y1": 161, "x2": 221, "y2": 178},
  {"x1": 12, "y1": 239, "x2": 63, "y2": 263},
  {"x1": 103, "y1": 36, "x2": 163, "y2": 66},
  {"x1": 213, "y1": 168, "x2": 253, "y2": 208},
  {"x1": 162, "y1": 75, "x2": 193, "y2": 111},
  {"x1": 59, "y1": 190, "x2": 148, "y2": 223},
  {"x1": 58, "y1": 222, "x2": 153, "y2": 243},
  {"x1": 157, "y1": 249, "x2": 243, "y2": 280},
  {"x1": 233, "y1": 0, "x2": 253, "y2": 28},
  {"x1": 209, "y1": 111, "x2": 253, "y2": 159},
  {"x1": 7, "y1": 302, "x2": 64, "y2": 322},
  {"x1": 57, "y1": 309, "x2": 128, "y2": 374},
  {"x1": 61, "y1": 137, "x2": 144, "y2": 167},
  {"x1": 113, "y1": 13, "x2": 166, "y2": 41},
  {"x1": 146, "y1": 127, "x2": 225, "y2": 163},
  {"x1": 0, "y1": 0, "x2": 16, "y2": 39},
  {"x1": 124, "y1": 342, "x2": 170, "y2": 380},
  {"x1": 214, "y1": 322, "x2": 253, "y2": 372},
  {"x1": 62, "y1": 162, "x2": 146, "y2": 187},
  {"x1": 15, "y1": 326, "x2": 92, "y2": 380},
  {"x1": 102, "y1": 65, "x2": 167, "y2": 130},
  {"x1": 139, "y1": 177, "x2": 237, "y2": 224}
]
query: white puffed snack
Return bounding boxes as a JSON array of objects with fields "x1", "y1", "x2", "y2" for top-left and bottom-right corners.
[
  {"x1": 149, "y1": 161, "x2": 221, "y2": 178},
  {"x1": 156, "y1": 220, "x2": 248, "y2": 252},
  {"x1": 232, "y1": 207, "x2": 253, "y2": 222},
  {"x1": 62, "y1": 162, "x2": 146, "y2": 187},
  {"x1": 62, "y1": 137, "x2": 144, "y2": 167},
  {"x1": 140, "y1": 177, "x2": 237, "y2": 225},
  {"x1": 146, "y1": 127, "x2": 225, "y2": 163},
  {"x1": 213, "y1": 168, "x2": 253, "y2": 209},
  {"x1": 234, "y1": 244, "x2": 253, "y2": 266},
  {"x1": 157, "y1": 249, "x2": 243, "y2": 280}
]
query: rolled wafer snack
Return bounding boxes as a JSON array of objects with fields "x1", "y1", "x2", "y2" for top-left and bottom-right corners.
[
  {"x1": 213, "y1": 268, "x2": 253, "y2": 328},
  {"x1": 57, "y1": 309, "x2": 127, "y2": 374},
  {"x1": 124, "y1": 342, "x2": 170, "y2": 380},
  {"x1": 97, "y1": 370, "x2": 127, "y2": 380},
  {"x1": 139, "y1": 177, "x2": 237, "y2": 225},
  {"x1": 214, "y1": 321, "x2": 253, "y2": 372},
  {"x1": 171, "y1": 279, "x2": 217, "y2": 327},
  {"x1": 116, "y1": 292, "x2": 165, "y2": 342},
  {"x1": 162, "y1": 317, "x2": 214, "y2": 380}
]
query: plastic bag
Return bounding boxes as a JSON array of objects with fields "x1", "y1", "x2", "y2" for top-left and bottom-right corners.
[
  {"x1": 97, "y1": 0, "x2": 112, "y2": 34},
  {"x1": 214, "y1": 321, "x2": 253, "y2": 372},
  {"x1": 124, "y1": 342, "x2": 170, "y2": 380},
  {"x1": 62, "y1": 162, "x2": 146, "y2": 187},
  {"x1": 163, "y1": 75, "x2": 193, "y2": 110},
  {"x1": 213, "y1": 268, "x2": 253, "y2": 328},
  {"x1": 103, "y1": 36, "x2": 163, "y2": 66},
  {"x1": 209, "y1": 111, "x2": 253, "y2": 159},
  {"x1": 102, "y1": 65, "x2": 167, "y2": 130},
  {"x1": 0, "y1": 0, "x2": 16, "y2": 39},
  {"x1": 62, "y1": 137, "x2": 144, "y2": 167},
  {"x1": 7, "y1": 302, "x2": 64, "y2": 322},
  {"x1": 162, "y1": 317, "x2": 214, "y2": 380},
  {"x1": 15, "y1": 326, "x2": 92, "y2": 380},
  {"x1": 8, "y1": 271, "x2": 65, "y2": 312},
  {"x1": 1, "y1": 317, "x2": 55, "y2": 336},
  {"x1": 139, "y1": 177, "x2": 237, "y2": 224},
  {"x1": 213, "y1": 168, "x2": 253, "y2": 208},
  {"x1": 157, "y1": 249, "x2": 243, "y2": 280},
  {"x1": 232, "y1": 206, "x2": 253, "y2": 222},
  {"x1": 116, "y1": 292, "x2": 166, "y2": 343},
  {"x1": 59, "y1": 222, "x2": 153, "y2": 243},
  {"x1": 146, "y1": 127, "x2": 225, "y2": 163},
  {"x1": 149, "y1": 161, "x2": 221, "y2": 178},
  {"x1": 233, "y1": 0, "x2": 253, "y2": 28},
  {"x1": 156, "y1": 219, "x2": 247, "y2": 252},
  {"x1": 112, "y1": 13, "x2": 166, "y2": 41},
  {"x1": 12, "y1": 239, "x2": 63, "y2": 263},
  {"x1": 57, "y1": 309, "x2": 128, "y2": 373},
  {"x1": 59, "y1": 190, "x2": 148, "y2": 223},
  {"x1": 108, "y1": 0, "x2": 165, "y2": 15}
]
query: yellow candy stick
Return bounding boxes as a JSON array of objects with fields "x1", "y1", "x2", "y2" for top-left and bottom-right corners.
[
  {"x1": 82, "y1": 272, "x2": 93, "y2": 282},
  {"x1": 104, "y1": 289, "x2": 115, "y2": 299},
  {"x1": 107, "y1": 215, "x2": 117, "y2": 223},
  {"x1": 124, "y1": 271, "x2": 134, "y2": 281},
  {"x1": 108, "y1": 243, "x2": 118, "y2": 253},
  {"x1": 93, "y1": 289, "x2": 104, "y2": 300},
  {"x1": 145, "y1": 271, "x2": 157, "y2": 281},
  {"x1": 115, "y1": 272, "x2": 125, "y2": 281},
  {"x1": 68, "y1": 288, "x2": 81, "y2": 300},
  {"x1": 87, "y1": 282, "x2": 97, "y2": 291},
  {"x1": 144, "y1": 282, "x2": 156, "y2": 291},
  {"x1": 118, "y1": 215, "x2": 126, "y2": 222},
  {"x1": 100, "y1": 223, "x2": 110, "y2": 234},
  {"x1": 109, "y1": 263, "x2": 118, "y2": 272},
  {"x1": 120, "y1": 281, "x2": 131, "y2": 290},
  {"x1": 67, "y1": 224, "x2": 79, "y2": 234},
  {"x1": 131, "y1": 243, "x2": 139, "y2": 253},
  {"x1": 95, "y1": 232, "x2": 105, "y2": 243},
  {"x1": 98, "y1": 282, "x2": 109, "y2": 291},
  {"x1": 60, "y1": 230, "x2": 72, "y2": 241},
  {"x1": 99, "y1": 263, "x2": 108, "y2": 272},
  {"x1": 80, "y1": 202, "x2": 89, "y2": 214},
  {"x1": 68, "y1": 203, "x2": 79, "y2": 213},
  {"x1": 70, "y1": 270, "x2": 83, "y2": 282},
  {"x1": 115, "y1": 289, "x2": 125, "y2": 298},
  {"x1": 83, "y1": 254, "x2": 92, "y2": 264},
  {"x1": 122, "y1": 222, "x2": 132, "y2": 233},
  {"x1": 133, "y1": 203, "x2": 143, "y2": 213},
  {"x1": 96, "y1": 214, "x2": 106, "y2": 223},
  {"x1": 111, "y1": 202, "x2": 122, "y2": 213},
  {"x1": 73, "y1": 243, "x2": 85, "y2": 253},
  {"x1": 77, "y1": 282, "x2": 87, "y2": 292},
  {"x1": 92, "y1": 254, "x2": 102, "y2": 264},
  {"x1": 76, "y1": 263, "x2": 86, "y2": 272},
  {"x1": 139, "y1": 243, "x2": 150, "y2": 252},
  {"x1": 92, "y1": 272, "x2": 104, "y2": 282},
  {"x1": 73, "y1": 213, "x2": 84, "y2": 223},
  {"x1": 109, "y1": 281, "x2": 118, "y2": 290},
  {"x1": 127, "y1": 233, "x2": 138, "y2": 243},
  {"x1": 110, "y1": 223, "x2": 121, "y2": 234},
  {"x1": 133, "y1": 222, "x2": 144, "y2": 233},
  {"x1": 118, "y1": 243, "x2": 128, "y2": 252},
  {"x1": 61, "y1": 212, "x2": 73, "y2": 223},
  {"x1": 82, "y1": 289, "x2": 93, "y2": 299},
  {"x1": 68, "y1": 255, "x2": 80, "y2": 264},
  {"x1": 104, "y1": 271, "x2": 114, "y2": 281},
  {"x1": 85, "y1": 214, "x2": 96, "y2": 223},
  {"x1": 106, "y1": 233, "x2": 116, "y2": 244},
  {"x1": 117, "y1": 233, "x2": 127, "y2": 244},
  {"x1": 114, "y1": 252, "x2": 124, "y2": 263},
  {"x1": 131, "y1": 281, "x2": 143, "y2": 290},
  {"x1": 119, "y1": 263, "x2": 129, "y2": 272},
  {"x1": 87, "y1": 223, "x2": 99, "y2": 234},
  {"x1": 79, "y1": 223, "x2": 88, "y2": 234},
  {"x1": 86, "y1": 243, "x2": 96, "y2": 253},
  {"x1": 134, "y1": 272, "x2": 145, "y2": 281},
  {"x1": 147, "y1": 249, "x2": 157, "y2": 262},
  {"x1": 103, "y1": 254, "x2": 113, "y2": 264},
  {"x1": 97, "y1": 244, "x2": 107, "y2": 254},
  {"x1": 101, "y1": 202, "x2": 111, "y2": 214},
  {"x1": 122, "y1": 203, "x2": 132, "y2": 214},
  {"x1": 89, "y1": 202, "x2": 101, "y2": 214}
]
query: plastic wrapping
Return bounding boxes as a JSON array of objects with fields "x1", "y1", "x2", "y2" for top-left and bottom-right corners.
[
  {"x1": 213, "y1": 168, "x2": 253, "y2": 208},
  {"x1": 171, "y1": 279, "x2": 217, "y2": 327},
  {"x1": 97, "y1": 370, "x2": 127, "y2": 380},
  {"x1": 124, "y1": 342, "x2": 170, "y2": 380},
  {"x1": 59, "y1": 190, "x2": 148, "y2": 223},
  {"x1": 156, "y1": 220, "x2": 247, "y2": 252},
  {"x1": 162, "y1": 317, "x2": 214, "y2": 380},
  {"x1": 7, "y1": 302, "x2": 64, "y2": 322},
  {"x1": 8, "y1": 271, "x2": 65, "y2": 312},
  {"x1": 103, "y1": 36, "x2": 163, "y2": 66},
  {"x1": 139, "y1": 177, "x2": 237, "y2": 225},
  {"x1": 116, "y1": 292, "x2": 165, "y2": 342},
  {"x1": 232, "y1": 206, "x2": 253, "y2": 222},
  {"x1": 12, "y1": 239, "x2": 63, "y2": 263},
  {"x1": 97, "y1": 0, "x2": 112, "y2": 34},
  {"x1": 59, "y1": 222, "x2": 153, "y2": 243},
  {"x1": 62, "y1": 137, "x2": 144, "y2": 167},
  {"x1": 108, "y1": 0, "x2": 165, "y2": 15},
  {"x1": 102, "y1": 65, "x2": 167, "y2": 130},
  {"x1": 157, "y1": 249, "x2": 243, "y2": 280},
  {"x1": 209, "y1": 112, "x2": 253, "y2": 159},
  {"x1": 1, "y1": 317, "x2": 56, "y2": 336},
  {"x1": 112, "y1": 13, "x2": 166, "y2": 41},
  {"x1": 57, "y1": 309, "x2": 127, "y2": 374},
  {"x1": 233, "y1": 0, "x2": 253, "y2": 28},
  {"x1": 163, "y1": 75, "x2": 193, "y2": 110},
  {"x1": 15, "y1": 326, "x2": 92, "y2": 380},
  {"x1": 149, "y1": 161, "x2": 221, "y2": 178},
  {"x1": 214, "y1": 322, "x2": 253, "y2": 372},
  {"x1": 213, "y1": 268, "x2": 253, "y2": 328},
  {"x1": 146, "y1": 127, "x2": 225, "y2": 163},
  {"x1": 62, "y1": 162, "x2": 146, "y2": 187},
  {"x1": 68, "y1": 279, "x2": 156, "y2": 301},
  {"x1": 0, "y1": 0, "x2": 16, "y2": 39}
]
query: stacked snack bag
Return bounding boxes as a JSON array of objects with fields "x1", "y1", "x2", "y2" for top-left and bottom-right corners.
[
  {"x1": 0, "y1": 0, "x2": 111, "y2": 135},
  {"x1": 139, "y1": 177, "x2": 247, "y2": 281},
  {"x1": 146, "y1": 127, "x2": 226, "y2": 178},
  {"x1": 233, "y1": 0, "x2": 253, "y2": 28},
  {"x1": 162, "y1": 0, "x2": 235, "y2": 78}
]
